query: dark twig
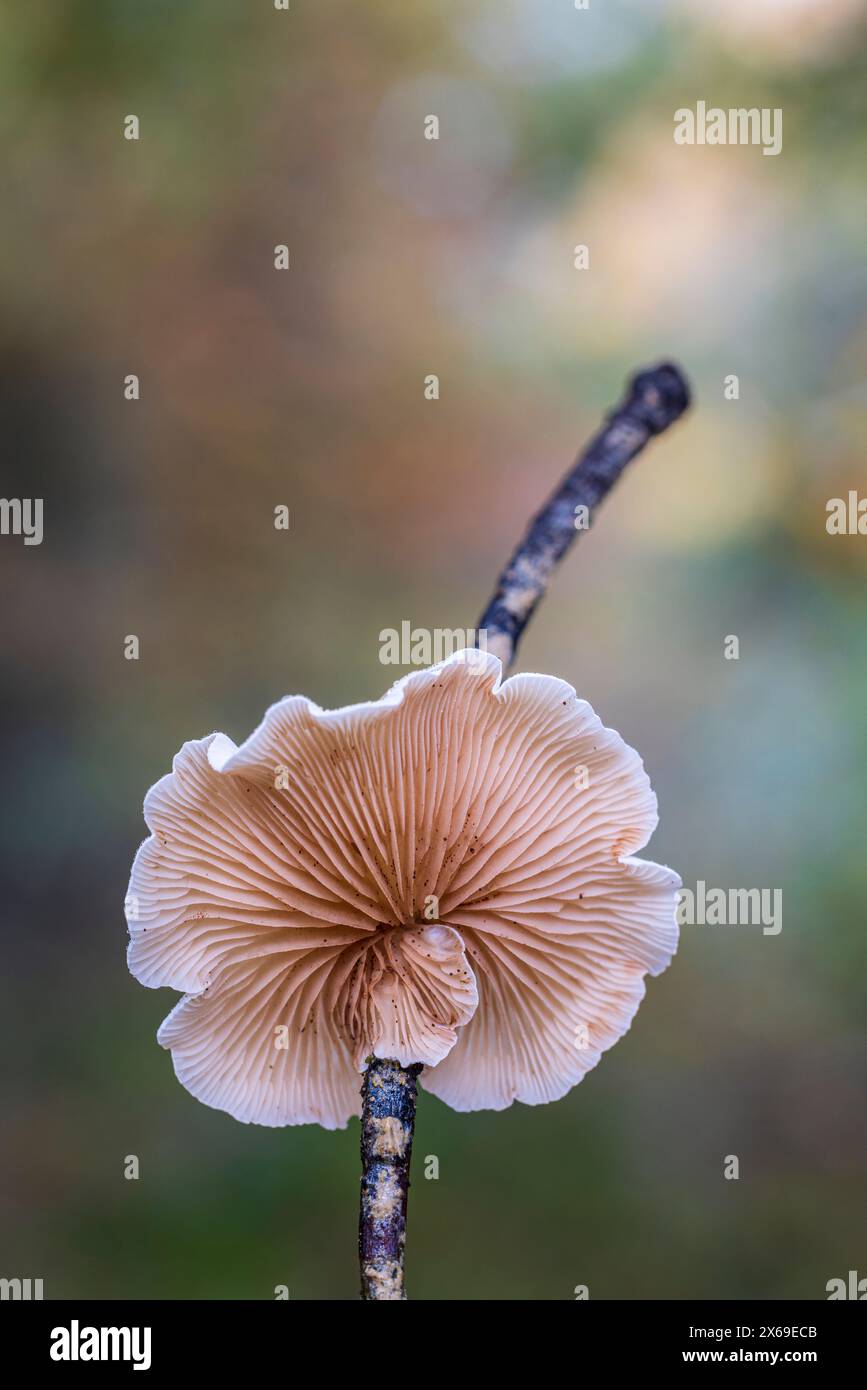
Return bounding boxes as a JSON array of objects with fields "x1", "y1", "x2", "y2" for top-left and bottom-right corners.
[
  {"x1": 477, "y1": 362, "x2": 691, "y2": 669},
  {"x1": 358, "y1": 362, "x2": 690, "y2": 1300},
  {"x1": 358, "y1": 1057, "x2": 422, "y2": 1300}
]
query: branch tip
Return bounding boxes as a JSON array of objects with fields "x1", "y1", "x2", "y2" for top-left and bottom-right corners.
[{"x1": 476, "y1": 359, "x2": 692, "y2": 669}]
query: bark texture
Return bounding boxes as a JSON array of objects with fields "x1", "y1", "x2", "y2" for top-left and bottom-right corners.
[
  {"x1": 358, "y1": 1057, "x2": 422, "y2": 1300},
  {"x1": 476, "y1": 362, "x2": 690, "y2": 667}
]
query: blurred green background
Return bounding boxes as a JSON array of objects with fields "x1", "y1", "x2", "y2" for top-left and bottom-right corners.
[{"x1": 2, "y1": 0, "x2": 866, "y2": 1300}]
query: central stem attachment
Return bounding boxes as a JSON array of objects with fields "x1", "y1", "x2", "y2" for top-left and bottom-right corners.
[{"x1": 358, "y1": 1057, "x2": 422, "y2": 1300}]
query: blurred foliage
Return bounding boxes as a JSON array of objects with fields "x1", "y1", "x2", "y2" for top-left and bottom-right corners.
[{"x1": 1, "y1": 0, "x2": 866, "y2": 1299}]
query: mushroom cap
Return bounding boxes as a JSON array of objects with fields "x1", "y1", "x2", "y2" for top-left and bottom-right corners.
[{"x1": 126, "y1": 650, "x2": 679, "y2": 1127}]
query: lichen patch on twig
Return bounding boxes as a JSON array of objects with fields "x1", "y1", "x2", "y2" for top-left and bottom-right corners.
[
  {"x1": 369, "y1": 1167, "x2": 402, "y2": 1222},
  {"x1": 362, "y1": 1260, "x2": 404, "y2": 1301},
  {"x1": 370, "y1": 1115, "x2": 409, "y2": 1159}
]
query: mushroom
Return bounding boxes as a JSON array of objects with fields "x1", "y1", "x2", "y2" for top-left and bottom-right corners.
[
  {"x1": 125, "y1": 362, "x2": 691, "y2": 1299},
  {"x1": 126, "y1": 648, "x2": 679, "y2": 1127}
]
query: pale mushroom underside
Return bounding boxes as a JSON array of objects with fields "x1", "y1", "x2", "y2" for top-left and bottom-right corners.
[{"x1": 126, "y1": 650, "x2": 680, "y2": 1128}]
